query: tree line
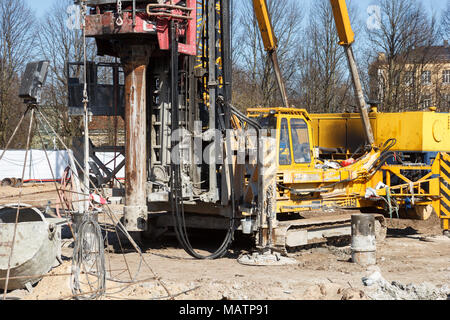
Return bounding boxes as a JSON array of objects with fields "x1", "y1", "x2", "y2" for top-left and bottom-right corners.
[
  {"x1": 232, "y1": 0, "x2": 449, "y2": 114},
  {"x1": 0, "y1": 0, "x2": 448, "y2": 149}
]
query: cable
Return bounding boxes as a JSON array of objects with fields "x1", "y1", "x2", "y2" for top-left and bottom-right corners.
[
  {"x1": 168, "y1": 19, "x2": 237, "y2": 259},
  {"x1": 169, "y1": 101, "x2": 236, "y2": 260},
  {"x1": 70, "y1": 212, "x2": 106, "y2": 300}
]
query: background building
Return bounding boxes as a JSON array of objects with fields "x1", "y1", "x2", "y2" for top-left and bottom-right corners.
[{"x1": 370, "y1": 40, "x2": 450, "y2": 112}]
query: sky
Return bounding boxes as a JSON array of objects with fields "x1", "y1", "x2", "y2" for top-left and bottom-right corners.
[
  {"x1": 27, "y1": 0, "x2": 449, "y2": 19},
  {"x1": 27, "y1": 0, "x2": 53, "y2": 17},
  {"x1": 356, "y1": 0, "x2": 448, "y2": 16},
  {"x1": 25, "y1": 0, "x2": 449, "y2": 49}
]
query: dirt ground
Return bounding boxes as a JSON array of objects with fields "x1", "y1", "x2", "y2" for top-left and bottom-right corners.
[
  {"x1": 0, "y1": 183, "x2": 63, "y2": 208},
  {"x1": 1, "y1": 185, "x2": 450, "y2": 300}
]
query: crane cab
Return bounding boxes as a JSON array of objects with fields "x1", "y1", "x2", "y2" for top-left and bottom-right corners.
[
  {"x1": 247, "y1": 108, "x2": 315, "y2": 170},
  {"x1": 246, "y1": 107, "x2": 379, "y2": 215}
]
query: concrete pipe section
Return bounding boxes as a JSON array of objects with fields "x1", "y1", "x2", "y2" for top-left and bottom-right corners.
[
  {"x1": 0, "y1": 204, "x2": 65, "y2": 291},
  {"x1": 351, "y1": 214, "x2": 377, "y2": 266}
]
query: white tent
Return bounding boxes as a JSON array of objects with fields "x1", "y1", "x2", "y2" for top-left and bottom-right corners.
[
  {"x1": 0, "y1": 150, "x2": 70, "y2": 181},
  {"x1": 0, "y1": 150, "x2": 125, "y2": 182}
]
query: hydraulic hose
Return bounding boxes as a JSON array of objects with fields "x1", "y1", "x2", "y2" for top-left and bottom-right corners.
[{"x1": 168, "y1": 20, "x2": 235, "y2": 260}]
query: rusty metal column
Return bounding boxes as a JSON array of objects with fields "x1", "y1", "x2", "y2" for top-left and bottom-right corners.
[{"x1": 120, "y1": 45, "x2": 152, "y2": 232}]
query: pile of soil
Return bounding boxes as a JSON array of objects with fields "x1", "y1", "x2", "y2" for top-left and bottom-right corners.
[{"x1": 385, "y1": 213, "x2": 443, "y2": 237}]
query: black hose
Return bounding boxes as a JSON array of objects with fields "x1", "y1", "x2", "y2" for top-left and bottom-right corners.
[
  {"x1": 371, "y1": 151, "x2": 396, "y2": 174},
  {"x1": 169, "y1": 103, "x2": 264, "y2": 260},
  {"x1": 170, "y1": 161, "x2": 235, "y2": 259},
  {"x1": 368, "y1": 138, "x2": 397, "y2": 174},
  {"x1": 168, "y1": 20, "x2": 235, "y2": 260}
]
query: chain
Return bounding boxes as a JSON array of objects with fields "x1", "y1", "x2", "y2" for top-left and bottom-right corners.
[
  {"x1": 116, "y1": 0, "x2": 123, "y2": 26},
  {"x1": 80, "y1": 0, "x2": 90, "y2": 212},
  {"x1": 80, "y1": 0, "x2": 88, "y2": 106}
]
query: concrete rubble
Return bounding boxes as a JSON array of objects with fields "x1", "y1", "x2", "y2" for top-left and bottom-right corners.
[
  {"x1": 303, "y1": 283, "x2": 367, "y2": 300},
  {"x1": 362, "y1": 267, "x2": 450, "y2": 300}
]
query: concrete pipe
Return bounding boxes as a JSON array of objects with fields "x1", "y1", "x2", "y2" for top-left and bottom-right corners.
[{"x1": 351, "y1": 214, "x2": 376, "y2": 266}]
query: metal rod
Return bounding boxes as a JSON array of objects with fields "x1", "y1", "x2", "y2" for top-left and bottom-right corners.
[
  {"x1": 82, "y1": 1, "x2": 90, "y2": 213},
  {"x1": 146, "y1": 12, "x2": 193, "y2": 20},
  {"x1": 344, "y1": 45, "x2": 375, "y2": 146},
  {"x1": 207, "y1": 0, "x2": 217, "y2": 201},
  {"x1": 146, "y1": 3, "x2": 193, "y2": 12},
  {"x1": 270, "y1": 51, "x2": 290, "y2": 108},
  {"x1": 83, "y1": 107, "x2": 90, "y2": 212},
  {"x1": 221, "y1": 0, "x2": 232, "y2": 106},
  {"x1": 132, "y1": 0, "x2": 136, "y2": 28},
  {"x1": 0, "y1": 110, "x2": 28, "y2": 162}
]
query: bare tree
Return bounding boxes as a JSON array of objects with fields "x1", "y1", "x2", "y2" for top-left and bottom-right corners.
[
  {"x1": 36, "y1": 0, "x2": 99, "y2": 147},
  {"x1": 232, "y1": 0, "x2": 303, "y2": 110},
  {"x1": 0, "y1": 0, "x2": 36, "y2": 148},
  {"x1": 367, "y1": 0, "x2": 439, "y2": 112},
  {"x1": 295, "y1": 0, "x2": 361, "y2": 113},
  {"x1": 443, "y1": 2, "x2": 450, "y2": 38}
]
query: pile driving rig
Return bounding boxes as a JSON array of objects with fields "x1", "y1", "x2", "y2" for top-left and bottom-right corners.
[{"x1": 68, "y1": 0, "x2": 449, "y2": 259}]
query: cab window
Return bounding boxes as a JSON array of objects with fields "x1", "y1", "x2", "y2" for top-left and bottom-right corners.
[
  {"x1": 279, "y1": 118, "x2": 291, "y2": 165},
  {"x1": 290, "y1": 118, "x2": 311, "y2": 164},
  {"x1": 256, "y1": 115, "x2": 276, "y2": 129}
]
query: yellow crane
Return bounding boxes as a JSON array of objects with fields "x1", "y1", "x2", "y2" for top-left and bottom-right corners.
[
  {"x1": 329, "y1": 0, "x2": 375, "y2": 145},
  {"x1": 247, "y1": 0, "x2": 450, "y2": 248},
  {"x1": 252, "y1": 0, "x2": 290, "y2": 108},
  {"x1": 253, "y1": 0, "x2": 374, "y2": 144}
]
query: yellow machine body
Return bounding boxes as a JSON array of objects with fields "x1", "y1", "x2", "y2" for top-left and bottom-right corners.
[
  {"x1": 247, "y1": 107, "x2": 450, "y2": 231},
  {"x1": 438, "y1": 153, "x2": 450, "y2": 230},
  {"x1": 310, "y1": 110, "x2": 450, "y2": 155},
  {"x1": 330, "y1": 0, "x2": 355, "y2": 46},
  {"x1": 252, "y1": 0, "x2": 278, "y2": 52}
]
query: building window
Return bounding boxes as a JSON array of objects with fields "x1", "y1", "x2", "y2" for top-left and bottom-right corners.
[
  {"x1": 421, "y1": 71, "x2": 431, "y2": 85},
  {"x1": 443, "y1": 70, "x2": 450, "y2": 84},
  {"x1": 444, "y1": 94, "x2": 450, "y2": 109},
  {"x1": 404, "y1": 71, "x2": 414, "y2": 86},
  {"x1": 405, "y1": 91, "x2": 415, "y2": 104},
  {"x1": 422, "y1": 95, "x2": 432, "y2": 108}
]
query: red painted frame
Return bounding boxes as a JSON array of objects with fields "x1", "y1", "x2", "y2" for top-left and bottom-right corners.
[{"x1": 85, "y1": 0, "x2": 197, "y2": 56}]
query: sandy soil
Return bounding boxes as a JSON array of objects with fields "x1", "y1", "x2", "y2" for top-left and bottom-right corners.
[
  {"x1": 0, "y1": 183, "x2": 62, "y2": 208},
  {"x1": 1, "y1": 186, "x2": 449, "y2": 300}
]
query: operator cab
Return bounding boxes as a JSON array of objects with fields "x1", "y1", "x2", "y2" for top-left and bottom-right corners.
[{"x1": 247, "y1": 108, "x2": 315, "y2": 168}]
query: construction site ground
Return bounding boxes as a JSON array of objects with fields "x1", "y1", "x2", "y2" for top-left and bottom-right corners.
[{"x1": 2, "y1": 184, "x2": 450, "y2": 300}]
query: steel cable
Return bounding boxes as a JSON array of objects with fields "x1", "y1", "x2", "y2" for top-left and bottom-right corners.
[
  {"x1": 35, "y1": 108, "x2": 171, "y2": 299},
  {"x1": 70, "y1": 213, "x2": 106, "y2": 300}
]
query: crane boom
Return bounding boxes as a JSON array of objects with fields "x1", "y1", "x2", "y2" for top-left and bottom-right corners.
[
  {"x1": 253, "y1": 0, "x2": 290, "y2": 108},
  {"x1": 330, "y1": 0, "x2": 375, "y2": 146}
]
